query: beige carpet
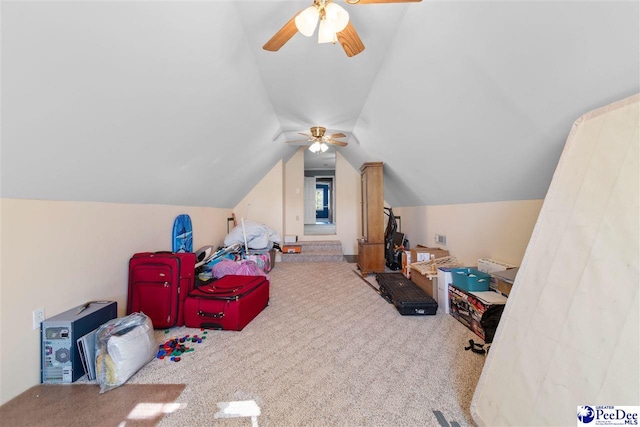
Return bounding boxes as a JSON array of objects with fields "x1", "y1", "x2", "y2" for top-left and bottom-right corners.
[
  {"x1": 0, "y1": 384, "x2": 186, "y2": 427},
  {"x1": 70, "y1": 261, "x2": 485, "y2": 426}
]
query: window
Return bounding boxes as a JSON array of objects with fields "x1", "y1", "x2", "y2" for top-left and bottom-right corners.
[{"x1": 316, "y1": 189, "x2": 324, "y2": 210}]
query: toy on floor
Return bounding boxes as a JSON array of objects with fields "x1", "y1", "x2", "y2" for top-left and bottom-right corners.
[{"x1": 157, "y1": 329, "x2": 209, "y2": 362}]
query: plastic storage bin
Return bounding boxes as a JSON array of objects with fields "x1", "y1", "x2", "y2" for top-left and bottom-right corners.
[{"x1": 451, "y1": 267, "x2": 491, "y2": 292}]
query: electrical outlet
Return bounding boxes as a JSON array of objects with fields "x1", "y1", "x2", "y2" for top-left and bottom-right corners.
[{"x1": 33, "y1": 307, "x2": 45, "y2": 330}]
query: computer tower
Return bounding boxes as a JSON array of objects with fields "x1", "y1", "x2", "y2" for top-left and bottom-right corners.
[{"x1": 41, "y1": 301, "x2": 117, "y2": 383}]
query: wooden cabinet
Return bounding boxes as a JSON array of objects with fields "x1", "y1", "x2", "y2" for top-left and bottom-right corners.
[
  {"x1": 357, "y1": 162, "x2": 385, "y2": 275},
  {"x1": 357, "y1": 240, "x2": 385, "y2": 276}
]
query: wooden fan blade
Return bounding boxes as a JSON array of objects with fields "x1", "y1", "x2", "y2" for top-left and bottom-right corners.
[
  {"x1": 327, "y1": 132, "x2": 347, "y2": 139},
  {"x1": 327, "y1": 138, "x2": 348, "y2": 147},
  {"x1": 263, "y1": 14, "x2": 299, "y2": 52},
  {"x1": 298, "y1": 132, "x2": 313, "y2": 137},
  {"x1": 336, "y1": 22, "x2": 365, "y2": 57},
  {"x1": 346, "y1": 0, "x2": 421, "y2": 4}
]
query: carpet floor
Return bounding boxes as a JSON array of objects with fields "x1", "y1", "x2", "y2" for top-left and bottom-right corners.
[{"x1": 32, "y1": 261, "x2": 487, "y2": 426}]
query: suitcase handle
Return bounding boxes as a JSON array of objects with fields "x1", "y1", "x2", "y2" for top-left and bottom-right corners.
[
  {"x1": 193, "y1": 280, "x2": 264, "y2": 301},
  {"x1": 198, "y1": 286, "x2": 240, "y2": 295},
  {"x1": 198, "y1": 310, "x2": 224, "y2": 319}
]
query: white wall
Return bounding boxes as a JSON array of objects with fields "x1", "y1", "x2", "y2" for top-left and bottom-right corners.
[
  {"x1": 284, "y1": 148, "x2": 305, "y2": 239},
  {"x1": 394, "y1": 200, "x2": 543, "y2": 266},
  {"x1": 233, "y1": 160, "x2": 285, "y2": 237},
  {"x1": 334, "y1": 151, "x2": 361, "y2": 256},
  {"x1": 0, "y1": 198, "x2": 230, "y2": 404}
]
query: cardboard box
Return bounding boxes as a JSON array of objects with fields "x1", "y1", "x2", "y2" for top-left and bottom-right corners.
[
  {"x1": 491, "y1": 278, "x2": 512, "y2": 297},
  {"x1": 490, "y1": 267, "x2": 518, "y2": 296},
  {"x1": 401, "y1": 251, "x2": 412, "y2": 278},
  {"x1": 411, "y1": 272, "x2": 437, "y2": 301},
  {"x1": 448, "y1": 285, "x2": 507, "y2": 340},
  {"x1": 411, "y1": 246, "x2": 450, "y2": 263},
  {"x1": 282, "y1": 245, "x2": 301, "y2": 254}
]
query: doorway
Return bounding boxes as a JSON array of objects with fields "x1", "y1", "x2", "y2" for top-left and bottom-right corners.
[
  {"x1": 304, "y1": 148, "x2": 336, "y2": 236},
  {"x1": 315, "y1": 179, "x2": 332, "y2": 223}
]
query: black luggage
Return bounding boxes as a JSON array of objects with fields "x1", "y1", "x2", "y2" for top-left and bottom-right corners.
[{"x1": 376, "y1": 273, "x2": 438, "y2": 315}]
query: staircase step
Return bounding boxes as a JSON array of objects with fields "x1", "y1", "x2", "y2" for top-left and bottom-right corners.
[
  {"x1": 292, "y1": 240, "x2": 342, "y2": 253},
  {"x1": 281, "y1": 240, "x2": 345, "y2": 263},
  {"x1": 281, "y1": 253, "x2": 345, "y2": 263}
]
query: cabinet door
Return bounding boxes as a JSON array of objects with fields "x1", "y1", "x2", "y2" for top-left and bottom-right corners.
[
  {"x1": 357, "y1": 241, "x2": 385, "y2": 275},
  {"x1": 360, "y1": 162, "x2": 383, "y2": 243},
  {"x1": 361, "y1": 173, "x2": 368, "y2": 238}
]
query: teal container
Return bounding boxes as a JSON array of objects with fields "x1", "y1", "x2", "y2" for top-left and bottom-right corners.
[{"x1": 451, "y1": 268, "x2": 491, "y2": 292}]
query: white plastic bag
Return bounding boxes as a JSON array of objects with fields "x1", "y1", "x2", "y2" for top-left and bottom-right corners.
[{"x1": 95, "y1": 312, "x2": 156, "y2": 393}]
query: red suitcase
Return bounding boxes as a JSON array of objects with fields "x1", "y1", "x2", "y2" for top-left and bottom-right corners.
[
  {"x1": 127, "y1": 252, "x2": 196, "y2": 328},
  {"x1": 184, "y1": 275, "x2": 269, "y2": 330}
]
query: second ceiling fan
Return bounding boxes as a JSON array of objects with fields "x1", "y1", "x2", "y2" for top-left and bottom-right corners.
[
  {"x1": 287, "y1": 126, "x2": 348, "y2": 153},
  {"x1": 263, "y1": 0, "x2": 422, "y2": 58}
]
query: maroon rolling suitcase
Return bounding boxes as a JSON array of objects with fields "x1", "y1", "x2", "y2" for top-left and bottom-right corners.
[
  {"x1": 184, "y1": 275, "x2": 269, "y2": 330},
  {"x1": 127, "y1": 252, "x2": 196, "y2": 328}
]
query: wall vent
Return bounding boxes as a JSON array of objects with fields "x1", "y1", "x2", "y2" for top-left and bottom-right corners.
[{"x1": 435, "y1": 234, "x2": 447, "y2": 245}]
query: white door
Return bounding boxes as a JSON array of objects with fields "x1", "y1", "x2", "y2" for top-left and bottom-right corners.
[{"x1": 304, "y1": 176, "x2": 316, "y2": 224}]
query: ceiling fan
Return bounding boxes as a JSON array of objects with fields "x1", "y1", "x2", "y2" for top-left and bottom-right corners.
[
  {"x1": 286, "y1": 126, "x2": 348, "y2": 153},
  {"x1": 263, "y1": 0, "x2": 422, "y2": 58}
]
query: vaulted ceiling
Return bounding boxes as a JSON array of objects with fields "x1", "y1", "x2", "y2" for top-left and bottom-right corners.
[{"x1": 2, "y1": 0, "x2": 638, "y2": 208}]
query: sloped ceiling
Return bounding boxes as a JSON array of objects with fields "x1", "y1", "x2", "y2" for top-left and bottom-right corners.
[{"x1": 1, "y1": 0, "x2": 638, "y2": 208}]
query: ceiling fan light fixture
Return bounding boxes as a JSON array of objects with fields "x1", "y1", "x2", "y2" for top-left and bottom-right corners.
[
  {"x1": 309, "y1": 141, "x2": 321, "y2": 153},
  {"x1": 317, "y1": 18, "x2": 338, "y2": 44},
  {"x1": 295, "y1": 5, "x2": 319, "y2": 37},
  {"x1": 324, "y1": 3, "x2": 349, "y2": 32},
  {"x1": 320, "y1": 142, "x2": 329, "y2": 152}
]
